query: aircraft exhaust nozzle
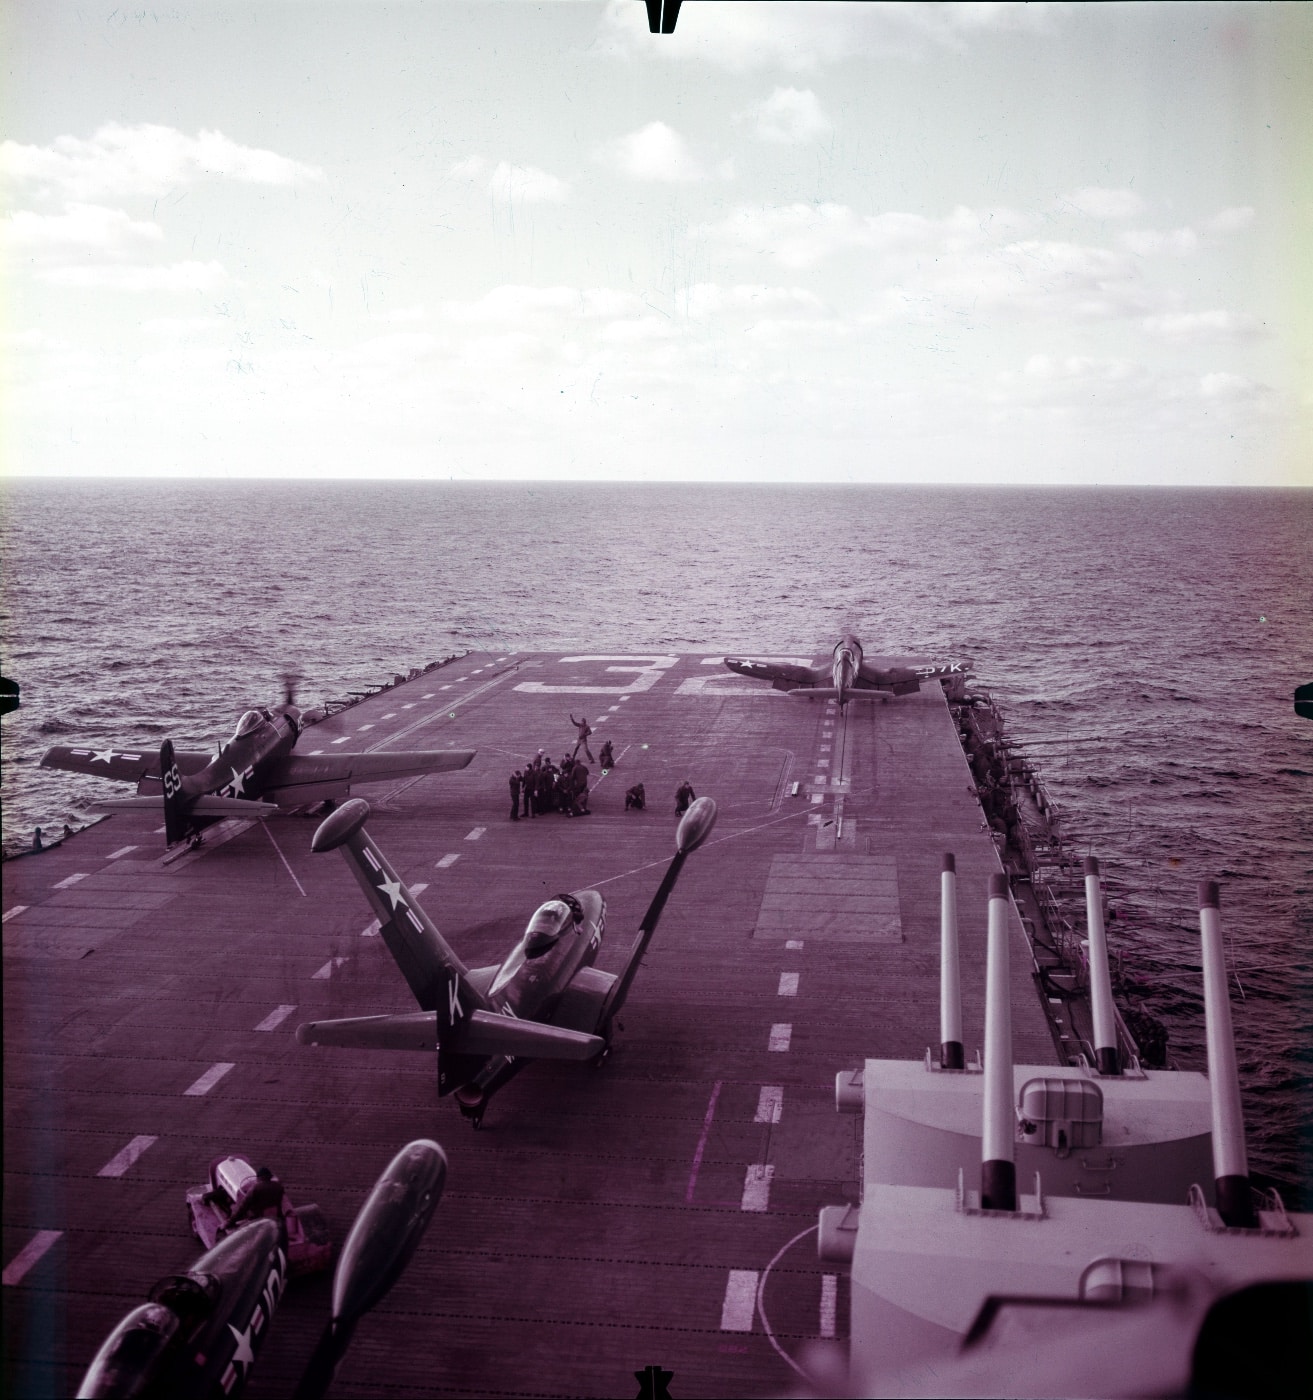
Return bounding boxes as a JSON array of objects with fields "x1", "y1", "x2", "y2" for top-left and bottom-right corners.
[
  {"x1": 312, "y1": 798, "x2": 372, "y2": 853},
  {"x1": 676, "y1": 796, "x2": 717, "y2": 853}
]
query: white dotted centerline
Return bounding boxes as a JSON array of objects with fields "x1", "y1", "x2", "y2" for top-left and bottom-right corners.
[
  {"x1": 106, "y1": 845, "x2": 138, "y2": 860},
  {"x1": 465, "y1": 827, "x2": 485, "y2": 842},
  {"x1": 768, "y1": 1023, "x2": 792, "y2": 1052},
  {"x1": 382, "y1": 712, "x2": 397, "y2": 719},
  {"x1": 362, "y1": 919, "x2": 381, "y2": 938},
  {"x1": 755, "y1": 1086, "x2": 783, "y2": 1124},
  {"x1": 254, "y1": 1005, "x2": 296, "y2": 1032},
  {"x1": 436, "y1": 854, "x2": 460, "y2": 869},
  {"x1": 2, "y1": 906, "x2": 29, "y2": 923},
  {"x1": 777, "y1": 972, "x2": 799, "y2": 997},
  {"x1": 740, "y1": 1164, "x2": 774, "y2": 1212},
  {"x1": 53, "y1": 873, "x2": 88, "y2": 889},
  {"x1": 313, "y1": 957, "x2": 348, "y2": 980},
  {"x1": 358, "y1": 723, "x2": 375, "y2": 731},
  {"x1": 820, "y1": 1274, "x2": 838, "y2": 1339},
  {"x1": 720, "y1": 1271, "x2": 759, "y2": 1331},
  {"x1": 184, "y1": 1062, "x2": 234, "y2": 1097},
  {"x1": 331, "y1": 737, "x2": 350, "y2": 745},
  {"x1": 785, "y1": 939, "x2": 804, "y2": 950},
  {"x1": 97, "y1": 1135, "x2": 157, "y2": 1178},
  {"x1": 3, "y1": 1231, "x2": 63, "y2": 1287}
]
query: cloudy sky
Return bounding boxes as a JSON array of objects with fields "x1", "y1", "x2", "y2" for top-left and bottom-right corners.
[{"x1": 2, "y1": 1, "x2": 1309, "y2": 484}]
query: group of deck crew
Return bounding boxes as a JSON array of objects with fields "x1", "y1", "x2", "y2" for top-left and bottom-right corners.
[{"x1": 506, "y1": 714, "x2": 694, "y2": 820}]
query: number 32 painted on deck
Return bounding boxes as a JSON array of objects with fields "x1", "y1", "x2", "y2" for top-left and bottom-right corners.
[{"x1": 514, "y1": 656, "x2": 679, "y2": 695}]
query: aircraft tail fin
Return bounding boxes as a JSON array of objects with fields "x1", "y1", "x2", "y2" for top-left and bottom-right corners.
[{"x1": 159, "y1": 739, "x2": 192, "y2": 846}]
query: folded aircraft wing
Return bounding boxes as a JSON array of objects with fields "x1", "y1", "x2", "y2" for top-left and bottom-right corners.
[
  {"x1": 723, "y1": 657, "x2": 821, "y2": 687},
  {"x1": 40, "y1": 745, "x2": 210, "y2": 783},
  {"x1": 262, "y1": 748, "x2": 476, "y2": 801}
]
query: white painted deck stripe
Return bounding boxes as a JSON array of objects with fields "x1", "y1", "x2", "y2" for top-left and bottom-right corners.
[
  {"x1": 810, "y1": 794, "x2": 823, "y2": 804},
  {"x1": 439, "y1": 685, "x2": 452, "y2": 690},
  {"x1": 464, "y1": 827, "x2": 485, "y2": 841},
  {"x1": 308, "y1": 749, "x2": 324, "y2": 755},
  {"x1": 740, "y1": 1164, "x2": 774, "y2": 1212},
  {"x1": 3, "y1": 1231, "x2": 63, "y2": 1286},
  {"x1": 777, "y1": 972, "x2": 799, "y2": 997},
  {"x1": 184, "y1": 1062, "x2": 235, "y2": 1097},
  {"x1": 768, "y1": 1023, "x2": 792, "y2": 1052},
  {"x1": 2, "y1": 906, "x2": 29, "y2": 923},
  {"x1": 382, "y1": 712, "x2": 396, "y2": 719},
  {"x1": 331, "y1": 737, "x2": 349, "y2": 745},
  {"x1": 423, "y1": 692, "x2": 434, "y2": 698},
  {"x1": 436, "y1": 854, "x2": 459, "y2": 869},
  {"x1": 362, "y1": 919, "x2": 381, "y2": 938},
  {"x1": 97, "y1": 1135, "x2": 157, "y2": 1178},
  {"x1": 820, "y1": 1274, "x2": 838, "y2": 1338},
  {"x1": 755, "y1": 1086, "x2": 783, "y2": 1124},
  {"x1": 720, "y1": 1271, "x2": 759, "y2": 1331},
  {"x1": 53, "y1": 873, "x2": 88, "y2": 889},
  {"x1": 107, "y1": 845, "x2": 138, "y2": 860},
  {"x1": 817, "y1": 759, "x2": 830, "y2": 768},
  {"x1": 358, "y1": 723, "x2": 374, "y2": 731},
  {"x1": 410, "y1": 882, "x2": 428, "y2": 895},
  {"x1": 254, "y1": 1005, "x2": 296, "y2": 1032},
  {"x1": 312, "y1": 957, "x2": 348, "y2": 980},
  {"x1": 402, "y1": 703, "x2": 416, "y2": 709},
  {"x1": 785, "y1": 939, "x2": 804, "y2": 950},
  {"x1": 497, "y1": 656, "x2": 509, "y2": 662}
]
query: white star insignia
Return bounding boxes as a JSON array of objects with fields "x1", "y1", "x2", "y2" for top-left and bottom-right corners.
[
  {"x1": 227, "y1": 768, "x2": 247, "y2": 796},
  {"x1": 90, "y1": 748, "x2": 117, "y2": 764},
  {"x1": 377, "y1": 874, "x2": 406, "y2": 910},
  {"x1": 227, "y1": 1320, "x2": 256, "y2": 1372}
]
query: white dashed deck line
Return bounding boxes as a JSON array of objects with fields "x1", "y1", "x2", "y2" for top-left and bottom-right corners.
[
  {"x1": 332, "y1": 737, "x2": 350, "y2": 745},
  {"x1": 422, "y1": 693, "x2": 435, "y2": 699},
  {"x1": 402, "y1": 703, "x2": 416, "y2": 709},
  {"x1": 184, "y1": 1063, "x2": 235, "y2": 1097},
  {"x1": 464, "y1": 827, "x2": 485, "y2": 842},
  {"x1": 410, "y1": 882, "x2": 428, "y2": 896},
  {"x1": 720, "y1": 1271, "x2": 759, "y2": 1331},
  {"x1": 785, "y1": 939, "x2": 804, "y2": 950},
  {"x1": 755, "y1": 1086, "x2": 784, "y2": 1124},
  {"x1": 3, "y1": 1231, "x2": 63, "y2": 1287},
  {"x1": 810, "y1": 794, "x2": 823, "y2": 804},
  {"x1": 436, "y1": 854, "x2": 460, "y2": 869},
  {"x1": 768, "y1": 1023, "x2": 792, "y2": 1052},
  {"x1": 777, "y1": 972, "x2": 799, "y2": 997},
  {"x1": 362, "y1": 919, "x2": 381, "y2": 938},
  {"x1": 358, "y1": 723, "x2": 374, "y2": 731},
  {"x1": 107, "y1": 845, "x2": 138, "y2": 860},
  {"x1": 53, "y1": 873, "x2": 88, "y2": 889},
  {"x1": 254, "y1": 1005, "x2": 296, "y2": 1032},
  {"x1": 439, "y1": 685, "x2": 452, "y2": 690},
  {"x1": 741, "y1": 1164, "x2": 774, "y2": 1212},
  {"x1": 820, "y1": 744, "x2": 831, "y2": 753},
  {"x1": 97, "y1": 1135, "x2": 157, "y2": 1178},
  {"x1": 382, "y1": 712, "x2": 397, "y2": 719},
  {"x1": 308, "y1": 749, "x2": 324, "y2": 755},
  {"x1": 607, "y1": 705, "x2": 622, "y2": 711},
  {"x1": 619, "y1": 695, "x2": 631, "y2": 702},
  {"x1": 816, "y1": 759, "x2": 831, "y2": 768},
  {"x1": 155, "y1": 825, "x2": 167, "y2": 834},
  {"x1": 2, "y1": 906, "x2": 29, "y2": 923},
  {"x1": 496, "y1": 656, "x2": 509, "y2": 662},
  {"x1": 312, "y1": 957, "x2": 349, "y2": 980},
  {"x1": 820, "y1": 1275, "x2": 838, "y2": 1338}
]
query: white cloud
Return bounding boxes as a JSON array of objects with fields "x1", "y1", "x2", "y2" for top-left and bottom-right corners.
[
  {"x1": 1119, "y1": 226, "x2": 1199, "y2": 257},
  {"x1": 1205, "y1": 206, "x2": 1255, "y2": 234},
  {"x1": 594, "y1": 0, "x2": 1055, "y2": 72},
  {"x1": 140, "y1": 315, "x2": 227, "y2": 338},
  {"x1": 596, "y1": 121, "x2": 709, "y2": 182},
  {"x1": 0, "y1": 124, "x2": 324, "y2": 200},
  {"x1": 488, "y1": 161, "x2": 570, "y2": 204},
  {"x1": 3, "y1": 203, "x2": 163, "y2": 257},
  {"x1": 37, "y1": 260, "x2": 227, "y2": 292},
  {"x1": 741, "y1": 88, "x2": 833, "y2": 145},
  {"x1": 1142, "y1": 310, "x2": 1266, "y2": 343},
  {"x1": 1199, "y1": 371, "x2": 1266, "y2": 400},
  {"x1": 1060, "y1": 187, "x2": 1146, "y2": 220},
  {"x1": 448, "y1": 156, "x2": 488, "y2": 180}
]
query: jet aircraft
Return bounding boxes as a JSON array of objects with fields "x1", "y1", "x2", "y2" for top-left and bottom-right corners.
[
  {"x1": 297, "y1": 793, "x2": 717, "y2": 1126},
  {"x1": 723, "y1": 633, "x2": 971, "y2": 708},
  {"x1": 41, "y1": 687, "x2": 475, "y2": 847}
]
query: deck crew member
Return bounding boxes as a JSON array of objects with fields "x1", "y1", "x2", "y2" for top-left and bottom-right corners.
[
  {"x1": 570, "y1": 714, "x2": 595, "y2": 762},
  {"x1": 599, "y1": 739, "x2": 614, "y2": 769},
  {"x1": 509, "y1": 769, "x2": 522, "y2": 821},
  {"x1": 675, "y1": 780, "x2": 695, "y2": 815}
]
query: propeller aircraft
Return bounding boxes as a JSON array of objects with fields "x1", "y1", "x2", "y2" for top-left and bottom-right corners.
[
  {"x1": 41, "y1": 681, "x2": 475, "y2": 847},
  {"x1": 297, "y1": 794, "x2": 718, "y2": 1126},
  {"x1": 724, "y1": 633, "x2": 971, "y2": 708}
]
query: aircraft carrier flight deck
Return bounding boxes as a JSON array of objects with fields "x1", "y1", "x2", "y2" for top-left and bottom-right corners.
[{"x1": 3, "y1": 650, "x2": 1055, "y2": 1398}]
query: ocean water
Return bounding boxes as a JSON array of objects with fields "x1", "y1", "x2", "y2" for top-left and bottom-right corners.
[{"x1": 2, "y1": 479, "x2": 1310, "y2": 1200}]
